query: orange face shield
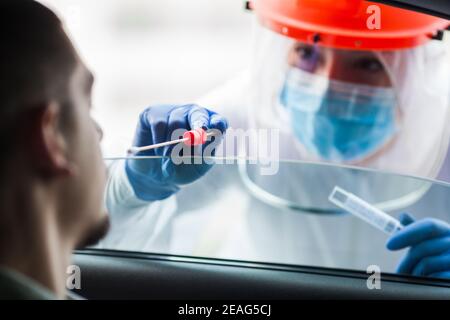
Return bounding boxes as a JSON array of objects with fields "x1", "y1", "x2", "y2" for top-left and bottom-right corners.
[{"x1": 250, "y1": 0, "x2": 449, "y2": 50}]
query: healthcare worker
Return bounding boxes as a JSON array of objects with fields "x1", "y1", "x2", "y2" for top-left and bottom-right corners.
[{"x1": 100, "y1": 0, "x2": 450, "y2": 279}]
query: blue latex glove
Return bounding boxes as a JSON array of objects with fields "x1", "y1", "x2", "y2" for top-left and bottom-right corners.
[
  {"x1": 387, "y1": 213, "x2": 450, "y2": 279},
  {"x1": 126, "y1": 104, "x2": 228, "y2": 201}
]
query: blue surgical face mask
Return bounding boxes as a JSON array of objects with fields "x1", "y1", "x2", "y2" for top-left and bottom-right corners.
[{"x1": 280, "y1": 67, "x2": 397, "y2": 162}]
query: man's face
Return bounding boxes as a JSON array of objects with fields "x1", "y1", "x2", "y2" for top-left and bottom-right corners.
[{"x1": 58, "y1": 60, "x2": 109, "y2": 247}]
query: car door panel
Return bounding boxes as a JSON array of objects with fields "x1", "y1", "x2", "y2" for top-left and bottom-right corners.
[{"x1": 72, "y1": 250, "x2": 450, "y2": 299}]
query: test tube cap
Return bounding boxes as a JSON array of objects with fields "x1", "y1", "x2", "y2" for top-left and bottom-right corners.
[{"x1": 183, "y1": 128, "x2": 207, "y2": 146}]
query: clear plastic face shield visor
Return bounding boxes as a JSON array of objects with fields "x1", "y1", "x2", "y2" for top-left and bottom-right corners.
[{"x1": 239, "y1": 20, "x2": 450, "y2": 214}]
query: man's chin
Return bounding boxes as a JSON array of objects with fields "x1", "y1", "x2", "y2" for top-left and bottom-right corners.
[{"x1": 75, "y1": 214, "x2": 111, "y2": 249}]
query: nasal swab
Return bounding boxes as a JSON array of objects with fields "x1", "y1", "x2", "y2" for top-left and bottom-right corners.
[
  {"x1": 328, "y1": 186, "x2": 403, "y2": 235},
  {"x1": 127, "y1": 128, "x2": 214, "y2": 154}
]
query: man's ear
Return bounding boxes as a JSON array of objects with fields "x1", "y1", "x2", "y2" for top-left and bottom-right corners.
[{"x1": 30, "y1": 102, "x2": 76, "y2": 178}]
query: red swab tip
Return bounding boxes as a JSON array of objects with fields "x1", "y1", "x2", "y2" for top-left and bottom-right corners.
[{"x1": 183, "y1": 128, "x2": 207, "y2": 146}]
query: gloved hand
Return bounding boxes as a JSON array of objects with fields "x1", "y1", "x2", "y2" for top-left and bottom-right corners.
[
  {"x1": 125, "y1": 104, "x2": 228, "y2": 201},
  {"x1": 387, "y1": 213, "x2": 450, "y2": 279}
]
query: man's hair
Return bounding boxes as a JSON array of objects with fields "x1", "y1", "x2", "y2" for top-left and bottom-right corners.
[{"x1": 0, "y1": 0, "x2": 78, "y2": 156}]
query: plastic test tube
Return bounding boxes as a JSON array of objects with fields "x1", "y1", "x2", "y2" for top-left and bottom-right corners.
[{"x1": 328, "y1": 186, "x2": 403, "y2": 235}]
